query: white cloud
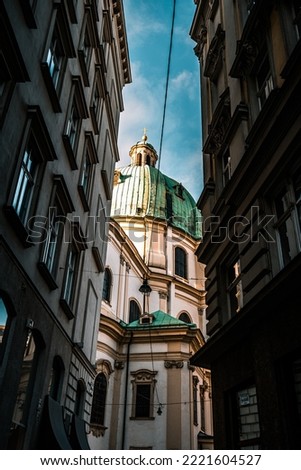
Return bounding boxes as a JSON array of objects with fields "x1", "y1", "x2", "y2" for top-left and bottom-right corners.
[{"x1": 170, "y1": 70, "x2": 196, "y2": 101}]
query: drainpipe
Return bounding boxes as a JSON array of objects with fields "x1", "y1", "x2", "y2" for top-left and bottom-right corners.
[{"x1": 121, "y1": 331, "x2": 132, "y2": 450}]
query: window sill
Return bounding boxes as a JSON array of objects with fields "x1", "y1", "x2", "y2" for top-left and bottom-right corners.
[
  {"x1": 130, "y1": 417, "x2": 155, "y2": 421},
  {"x1": 60, "y1": 298, "x2": 75, "y2": 320},
  {"x1": 37, "y1": 261, "x2": 58, "y2": 290}
]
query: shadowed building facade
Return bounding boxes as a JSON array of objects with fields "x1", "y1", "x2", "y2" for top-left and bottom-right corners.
[{"x1": 190, "y1": 0, "x2": 301, "y2": 450}]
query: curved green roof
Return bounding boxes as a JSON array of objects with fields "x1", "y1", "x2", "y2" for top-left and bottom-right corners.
[
  {"x1": 111, "y1": 164, "x2": 202, "y2": 239},
  {"x1": 122, "y1": 310, "x2": 196, "y2": 329}
]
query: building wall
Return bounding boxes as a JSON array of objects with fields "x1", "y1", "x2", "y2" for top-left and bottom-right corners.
[
  {"x1": 0, "y1": 0, "x2": 130, "y2": 449},
  {"x1": 89, "y1": 219, "x2": 212, "y2": 450}
]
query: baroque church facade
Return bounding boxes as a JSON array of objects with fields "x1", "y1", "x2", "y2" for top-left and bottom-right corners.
[{"x1": 88, "y1": 134, "x2": 213, "y2": 450}]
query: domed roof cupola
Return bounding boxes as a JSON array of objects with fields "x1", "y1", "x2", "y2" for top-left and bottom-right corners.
[
  {"x1": 112, "y1": 133, "x2": 202, "y2": 240},
  {"x1": 129, "y1": 130, "x2": 158, "y2": 168}
]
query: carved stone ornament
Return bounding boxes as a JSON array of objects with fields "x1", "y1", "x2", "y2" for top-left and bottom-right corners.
[
  {"x1": 164, "y1": 360, "x2": 184, "y2": 369},
  {"x1": 203, "y1": 89, "x2": 231, "y2": 154},
  {"x1": 114, "y1": 360, "x2": 125, "y2": 369},
  {"x1": 90, "y1": 424, "x2": 108, "y2": 438},
  {"x1": 204, "y1": 24, "x2": 225, "y2": 81},
  {"x1": 194, "y1": 26, "x2": 207, "y2": 61}
]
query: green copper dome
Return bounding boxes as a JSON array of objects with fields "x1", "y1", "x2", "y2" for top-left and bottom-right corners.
[{"x1": 111, "y1": 136, "x2": 202, "y2": 239}]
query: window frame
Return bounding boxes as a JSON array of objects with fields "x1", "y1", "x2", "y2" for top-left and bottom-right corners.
[
  {"x1": 90, "y1": 66, "x2": 105, "y2": 134},
  {"x1": 40, "y1": 2, "x2": 76, "y2": 112},
  {"x1": 129, "y1": 299, "x2": 141, "y2": 323},
  {"x1": 78, "y1": 132, "x2": 98, "y2": 212},
  {"x1": 175, "y1": 246, "x2": 188, "y2": 280},
  {"x1": 5, "y1": 106, "x2": 56, "y2": 244},
  {"x1": 0, "y1": 4, "x2": 29, "y2": 127},
  {"x1": 62, "y1": 76, "x2": 89, "y2": 170},
  {"x1": 273, "y1": 177, "x2": 301, "y2": 269},
  {"x1": 60, "y1": 222, "x2": 87, "y2": 319},
  {"x1": 18, "y1": 0, "x2": 38, "y2": 28},
  {"x1": 226, "y1": 258, "x2": 244, "y2": 316},
  {"x1": 130, "y1": 370, "x2": 157, "y2": 420},
  {"x1": 38, "y1": 175, "x2": 74, "y2": 290},
  {"x1": 78, "y1": 6, "x2": 98, "y2": 86},
  {"x1": 102, "y1": 267, "x2": 112, "y2": 303},
  {"x1": 90, "y1": 372, "x2": 108, "y2": 428}
]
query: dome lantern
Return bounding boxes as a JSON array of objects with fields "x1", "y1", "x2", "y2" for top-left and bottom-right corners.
[{"x1": 129, "y1": 130, "x2": 158, "y2": 168}]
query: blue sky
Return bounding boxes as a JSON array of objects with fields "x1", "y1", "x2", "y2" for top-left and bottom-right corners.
[{"x1": 117, "y1": 0, "x2": 203, "y2": 202}]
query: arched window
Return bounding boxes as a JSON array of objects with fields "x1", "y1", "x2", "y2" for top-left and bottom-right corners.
[
  {"x1": 49, "y1": 356, "x2": 65, "y2": 401},
  {"x1": 90, "y1": 373, "x2": 107, "y2": 426},
  {"x1": 129, "y1": 299, "x2": 141, "y2": 323},
  {"x1": 175, "y1": 247, "x2": 187, "y2": 279},
  {"x1": 102, "y1": 268, "x2": 112, "y2": 302},
  {"x1": 179, "y1": 312, "x2": 191, "y2": 324},
  {"x1": 75, "y1": 380, "x2": 86, "y2": 417}
]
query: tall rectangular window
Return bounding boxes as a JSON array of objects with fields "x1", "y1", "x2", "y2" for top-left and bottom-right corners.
[
  {"x1": 6, "y1": 106, "x2": 56, "y2": 242},
  {"x1": 12, "y1": 137, "x2": 39, "y2": 225},
  {"x1": 42, "y1": 203, "x2": 65, "y2": 279},
  {"x1": 38, "y1": 175, "x2": 74, "y2": 290},
  {"x1": 131, "y1": 370, "x2": 157, "y2": 420},
  {"x1": 41, "y1": 3, "x2": 75, "y2": 112},
  {"x1": 274, "y1": 177, "x2": 301, "y2": 268},
  {"x1": 60, "y1": 222, "x2": 86, "y2": 318},
  {"x1": 46, "y1": 27, "x2": 64, "y2": 90},
  {"x1": 135, "y1": 384, "x2": 151, "y2": 418},
  {"x1": 227, "y1": 259, "x2": 243, "y2": 315},
  {"x1": 222, "y1": 151, "x2": 231, "y2": 186},
  {"x1": 256, "y1": 53, "x2": 274, "y2": 110},
  {"x1": 63, "y1": 77, "x2": 88, "y2": 169},
  {"x1": 62, "y1": 247, "x2": 78, "y2": 306},
  {"x1": 78, "y1": 132, "x2": 98, "y2": 211}
]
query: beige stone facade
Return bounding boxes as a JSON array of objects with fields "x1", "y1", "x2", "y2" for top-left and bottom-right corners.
[{"x1": 89, "y1": 137, "x2": 213, "y2": 449}]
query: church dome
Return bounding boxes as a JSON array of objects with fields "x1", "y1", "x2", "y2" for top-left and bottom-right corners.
[{"x1": 111, "y1": 134, "x2": 202, "y2": 239}]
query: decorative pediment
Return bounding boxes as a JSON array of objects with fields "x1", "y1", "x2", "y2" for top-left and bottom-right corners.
[{"x1": 204, "y1": 24, "x2": 225, "y2": 81}]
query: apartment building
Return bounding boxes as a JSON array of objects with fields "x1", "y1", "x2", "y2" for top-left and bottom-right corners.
[
  {"x1": 0, "y1": 0, "x2": 130, "y2": 449},
  {"x1": 190, "y1": 0, "x2": 301, "y2": 449}
]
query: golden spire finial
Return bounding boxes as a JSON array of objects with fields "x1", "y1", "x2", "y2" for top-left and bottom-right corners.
[{"x1": 142, "y1": 128, "x2": 147, "y2": 143}]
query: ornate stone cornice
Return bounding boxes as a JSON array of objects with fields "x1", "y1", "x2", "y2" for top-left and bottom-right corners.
[
  {"x1": 194, "y1": 26, "x2": 207, "y2": 62},
  {"x1": 204, "y1": 24, "x2": 225, "y2": 81}
]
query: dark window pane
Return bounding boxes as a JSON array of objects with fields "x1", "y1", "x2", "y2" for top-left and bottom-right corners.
[{"x1": 135, "y1": 384, "x2": 151, "y2": 418}]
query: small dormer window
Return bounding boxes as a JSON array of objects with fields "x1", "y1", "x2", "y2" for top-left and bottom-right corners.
[
  {"x1": 139, "y1": 314, "x2": 153, "y2": 325},
  {"x1": 175, "y1": 183, "x2": 184, "y2": 199}
]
